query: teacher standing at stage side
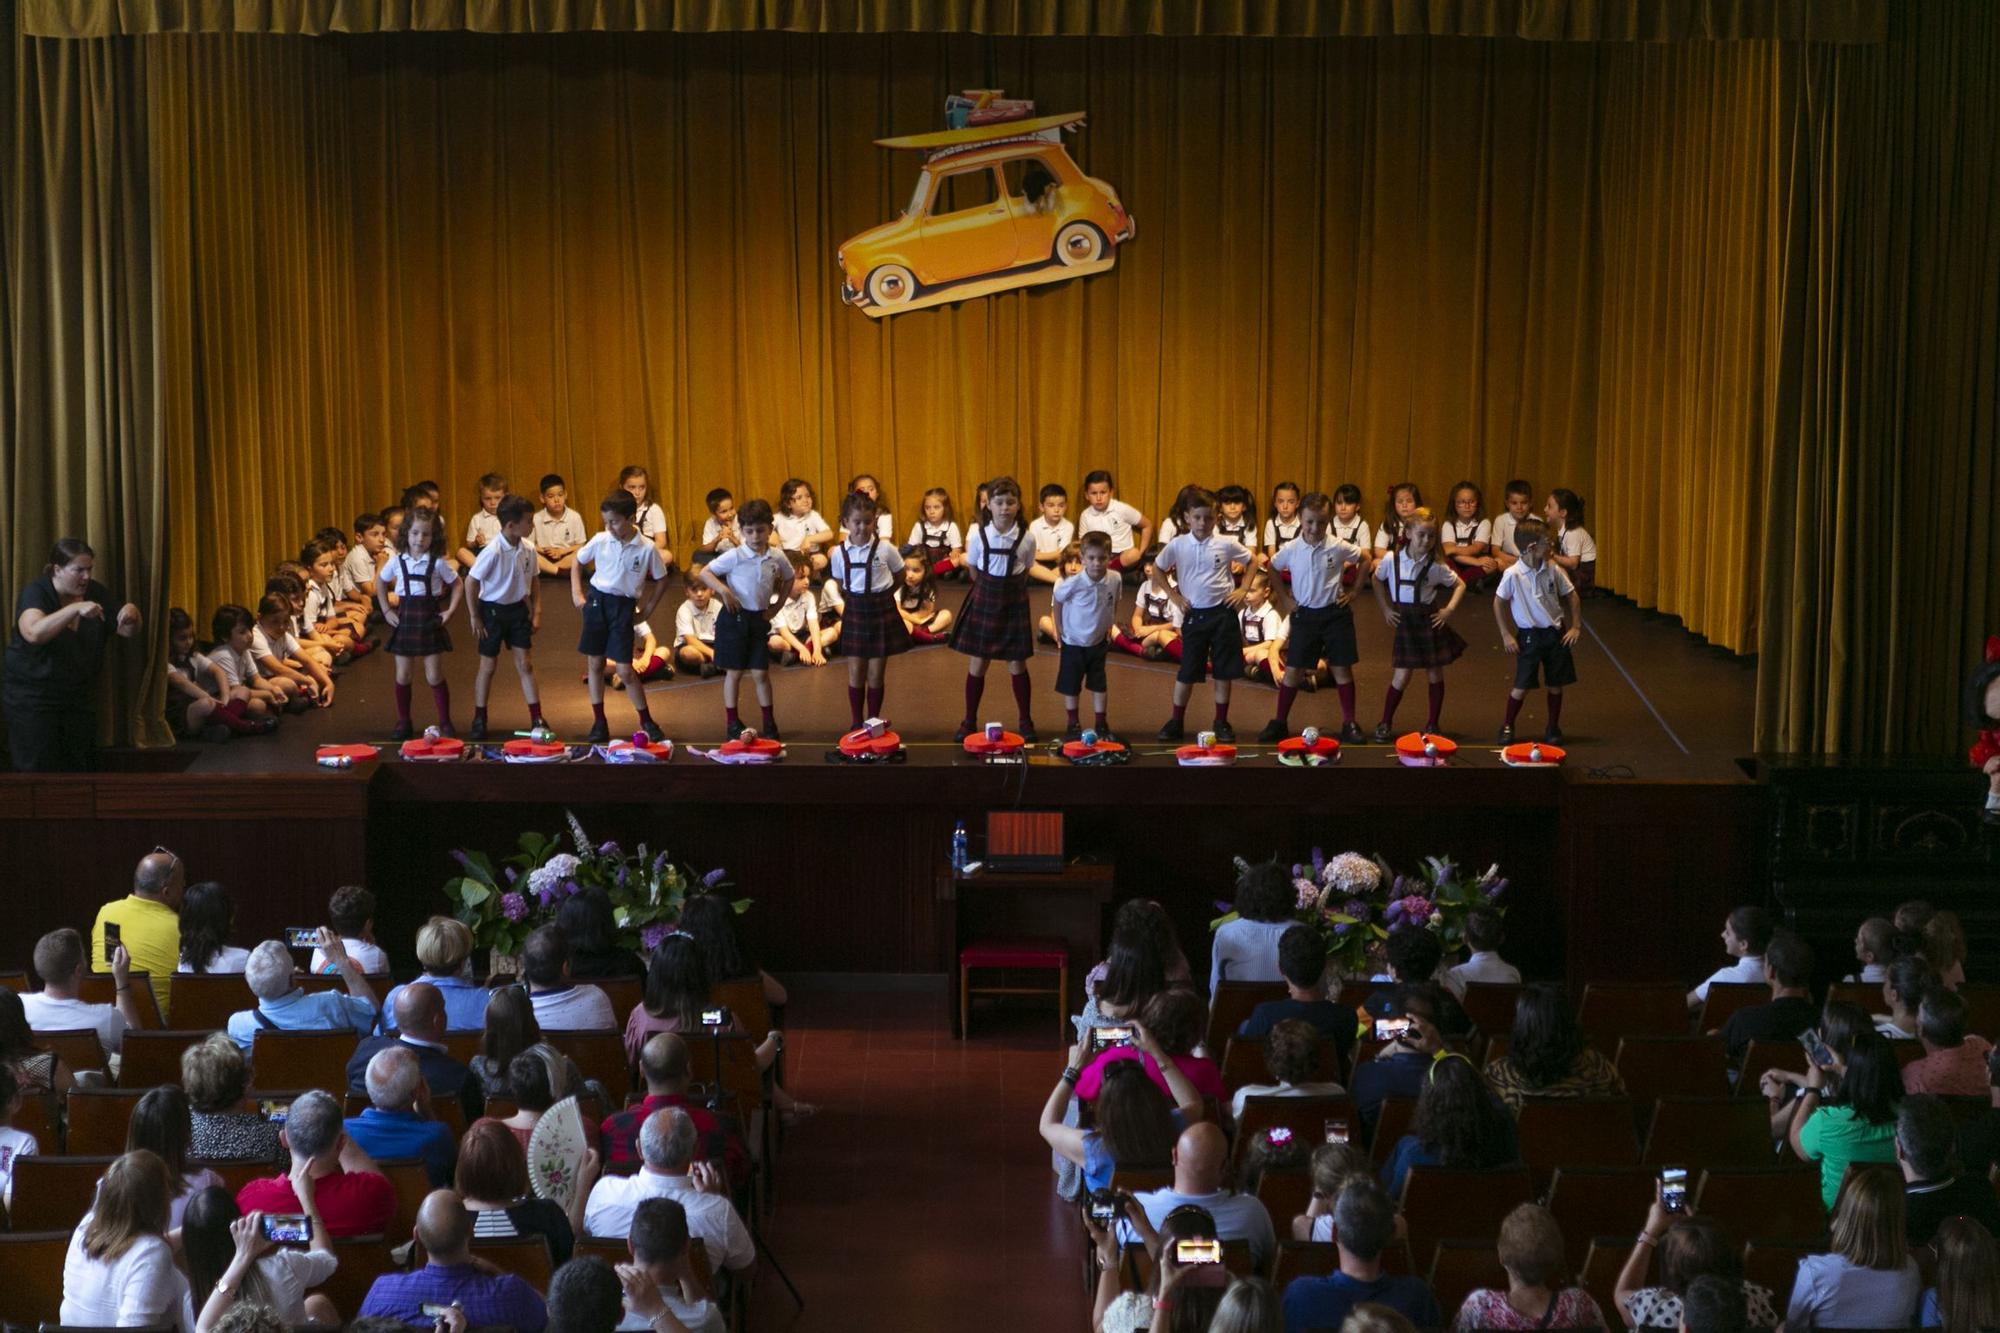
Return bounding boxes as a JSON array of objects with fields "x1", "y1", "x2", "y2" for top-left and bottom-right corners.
[{"x1": 5, "y1": 538, "x2": 142, "y2": 771}]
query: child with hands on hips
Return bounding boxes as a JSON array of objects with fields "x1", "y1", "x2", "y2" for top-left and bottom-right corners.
[
  {"x1": 1261, "y1": 493, "x2": 1369, "y2": 743},
  {"x1": 695, "y1": 499, "x2": 796, "y2": 741},
  {"x1": 464, "y1": 494, "x2": 544, "y2": 741},
  {"x1": 827, "y1": 491, "x2": 910, "y2": 732},
  {"x1": 1493, "y1": 517, "x2": 1581, "y2": 746},
  {"x1": 571, "y1": 490, "x2": 671, "y2": 743},
  {"x1": 1370, "y1": 512, "x2": 1466, "y2": 741},
  {"x1": 377, "y1": 507, "x2": 462, "y2": 738},
  {"x1": 1151, "y1": 486, "x2": 1254, "y2": 743}
]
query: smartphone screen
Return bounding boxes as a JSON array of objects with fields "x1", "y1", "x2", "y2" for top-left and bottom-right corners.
[
  {"x1": 1096, "y1": 1026, "x2": 1135, "y2": 1048},
  {"x1": 261, "y1": 1213, "x2": 310, "y2": 1244},
  {"x1": 1325, "y1": 1118, "x2": 1350, "y2": 1145},
  {"x1": 421, "y1": 1304, "x2": 454, "y2": 1319},
  {"x1": 1175, "y1": 1239, "x2": 1223, "y2": 1264},
  {"x1": 1374, "y1": 1016, "x2": 1412, "y2": 1042},
  {"x1": 102, "y1": 922, "x2": 121, "y2": 965},
  {"x1": 1799, "y1": 1028, "x2": 1834, "y2": 1068},
  {"x1": 259, "y1": 1098, "x2": 291, "y2": 1124},
  {"x1": 285, "y1": 927, "x2": 319, "y2": 948},
  {"x1": 701, "y1": 1008, "x2": 726, "y2": 1027},
  {"x1": 1660, "y1": 1165, "x2": 1689, "y2": 1213},
  {"x1": 1089, "y1": 1199, "x2": 1117, "y2": 1224}
]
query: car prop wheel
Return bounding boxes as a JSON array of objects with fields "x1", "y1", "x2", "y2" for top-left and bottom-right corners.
[
  {"x1": 867, "y1": 264, "x2": 917, "y2": 307},
  {"x1": 1054, "y1": 222, "x2": 1105, "y2": 267}
]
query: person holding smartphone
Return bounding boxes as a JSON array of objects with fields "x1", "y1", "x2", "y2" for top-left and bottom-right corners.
[
  {"x1": 1349, "y1": 984, "x2": 1451, "y2": 1132},
  {"x1": 185, "y1": 1164, "x2": 339, "y2": 1332},
  {"x1": 1042, "y1": 1021, "x2": 1205, "y2": 1199},
  {"x1": 1086, "y1": 1198, "x2": 1226, "y2": 1333},
  {"x1": 1610, "y1": 1180, "x2": 1781, "y2": 1329}
]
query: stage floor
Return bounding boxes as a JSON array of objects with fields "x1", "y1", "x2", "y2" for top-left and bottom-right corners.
[{"x1": 182, "y1": 577, "x2": 1756, "y2": 781}]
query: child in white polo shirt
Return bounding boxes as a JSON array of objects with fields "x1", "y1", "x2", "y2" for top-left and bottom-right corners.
[
  {"x1": 534, "y1": 474, "x2": 588, "y2": 577},
  {"x1": 1077, "y1": 470, "x2": 1152, "y2": 581},
  {"x1": 571, "y1": 491, "x2": 670, "y2": 743},
  {"x1": 675, "y1": 581, "x2": 721, "y2": 678},
  {"x1": 696, "y1": 499, "x2": 796, "y2": 740},
  {"x1": 1492, "y1": 517, "x2": 1581, "y2": 745},
  {"x1": 465, "y1": 493, "x2": 544, "y2": 741},
  {"x1": 1152, "y1": 486, "x2": 1254, "y2": 743},
  {"x1": 1260, "y1": 493, "x2": 1368, "y2": 743},
  {"x1": 1027, "y1": 483, "x2": 1077, "y2": 586},
  {"x1": 1489, "y1": 480, "x2": 1534, "y2": 571},
  {"x1": 1052, "y1": 531, "x2": 1122, "y2": 741},
  {"x1": 458, "y1": 472, "x2": 507, "y2": 571}
]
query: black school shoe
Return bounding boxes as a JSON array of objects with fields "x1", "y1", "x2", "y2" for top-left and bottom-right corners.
[
  {"x1": 586, "y1": 721, "x2": 611, "y2": 744},
  {"x1": 955, "y1": 720, "x2": 976, "y2": 742},
  {"x1": 725, "y1": 718, "x2": 745, "y2": 742},
  {"x1": 1017, "y1": 720, "x2": 1039, "y2": 744},
  {"x1": 642, "y1": 719, "x2": 666, "y2": 743},
  {"x1": 1372, "y1": 722, "x2": 1392, "y2": 743},
  {"x1": 1340, "y1": 722, "x2": 1365, "y2": 744},
  {"x1": 699, "y1": 662, "x2": 721, "y2": 679},
  {"x1": 1543, "y1": 727, "x2": 1566, "y2": 745},
  {"x1": 1157, "y1": 717, "x2": 1186, "y2": 742},
  {"x1": 1213, "y1": 721, "x2": 1236, "y2": 743},
  {"x1": 390, "y1": 720, "x2": 413, "y2": 741},
  {"x1": 1497, "y1": 725, "x2": 1514, "y2": 745},
  {"x1": 469, "y1": 718, "x2": 488, "y2": 741},
  {"x1": 1063, "y1": 723, "x2": 1083, "y2": 742},
  {"x1": 1257, "y1": 720, "x2": 1286, "y2": 743}
]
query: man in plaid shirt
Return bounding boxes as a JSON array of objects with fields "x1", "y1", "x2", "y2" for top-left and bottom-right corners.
[{"x1": 600, "y1": 1033, "x2": 748, "y2": 1188}]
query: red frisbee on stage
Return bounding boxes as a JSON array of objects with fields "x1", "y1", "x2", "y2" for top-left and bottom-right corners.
[
  {"x1": 1176, "y1": 743, "x2": 1238, "y2": 767},
  {"x1": 839, "y1": 729, "x2": 904, "y2": 758},
  {"x1": 1395, "y1": 732, "x2": 1458, "y2": 767},
  {"x1": 1277, "y1": 735, "x2": 1341, "y2": 760},
  {"x1": 721, "y1": 736, "x2": 785, "y2": 758},
  {"x1": 502, "y1": 738, "x2": 569, "y2": 760},
  {"x1": 400, "y1": 736, "x2": 466, "y2": 761},
  {"x1": 600, "y1": 739, "x2": 673, "y2": 762},
  {"x1": 963, "y1": 731, "x2": 1026, "y2": 756},
  {"x1": 313, "y1": 744, "x2": 378, "y2": 765},
  {"x1": 1501, "y1": 741, "x2": 1566, "y2": 767},
  {"x1": 1059, "y1": 738, "x2": 1127, "y2": 760}
]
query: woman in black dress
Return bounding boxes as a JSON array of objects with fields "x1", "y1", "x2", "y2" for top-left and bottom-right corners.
[{"x1": 5, "y1": 538, "x2": 142, "y2": 771}]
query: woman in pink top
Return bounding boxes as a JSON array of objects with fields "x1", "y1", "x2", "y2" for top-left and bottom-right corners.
[{"x1": 1075, "y1": 987, "x2": 1225, "y2": 1109}]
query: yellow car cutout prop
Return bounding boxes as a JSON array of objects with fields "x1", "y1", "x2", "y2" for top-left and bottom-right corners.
[{"x1": 839, "y1": 112, "x2": 1136, "y2": 318}]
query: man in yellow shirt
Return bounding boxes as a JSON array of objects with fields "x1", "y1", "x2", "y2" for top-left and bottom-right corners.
[{"x1": 90, "y1": 848, "x2": 185, "y2": 1021}]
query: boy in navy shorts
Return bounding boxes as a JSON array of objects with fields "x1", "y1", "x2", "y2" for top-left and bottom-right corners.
[
  {"x1": 572, "y1": 491, "x2": 669, "y2": 743},
  {"x1": 1152, "y1": 486, "x2": 1253, "y2": 742},
  {"x1": 1052, "y1": 531, "x2": 1122, "y2": 740},
  {"x1": 696, "y1": 498, "x2": 797, "y2": 740},
  {"x1": 465, "y1": 494, "x2": 544, "y2": 740},
  {"x1": 1492, "y1": 517, "x2": 1581, "y2": 745}
]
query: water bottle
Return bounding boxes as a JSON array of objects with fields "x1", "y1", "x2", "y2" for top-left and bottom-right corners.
[{"x1": 951, "y1": 820, "x2": 969, "y2": 872}]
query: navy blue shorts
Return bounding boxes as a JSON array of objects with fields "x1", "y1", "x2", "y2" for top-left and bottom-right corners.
[
  {"x1": 578, "y1": 592, "x2": 638, "y2": 663},
  {"x1": 477, "y1": 599, "x2": 533, "y2": 658},
  {"x1": 714, "y1": 607, "x2": 772, "y2": 671},
  {"x1": 1177, "y1": 605, "x2": 1244, "y2": 685},
  {"x1": 1512, "y1": 625, "x2": 1578, "y2": 689},
  {"x1": 1055, "y1": 640, "x2": 1110, "y2": 696},
  {"x1": 1287, "y1": 603, "x2": 1359, "y2": 670}
]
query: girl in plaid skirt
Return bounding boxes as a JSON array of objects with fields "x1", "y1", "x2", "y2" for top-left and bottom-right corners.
[
  {"x1": 951, "y1": 475, "x2": 1039, "y2": 742},
  {"x1": 377, "y1": 506, "x2": 464, "y2": 739},
  {"x1": 1371, "y1": 513, "x2": 1466, "y2": 740},
  {"x1": 829, "y1": 490, "x2": 910, "y2": 732}
]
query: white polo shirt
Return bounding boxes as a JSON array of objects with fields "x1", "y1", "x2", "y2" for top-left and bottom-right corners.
[
  {"x1": 468, "y1": 535, "x2": 538, "y2": 604},
  {"x1": 966, "y1": 523, "x2": 1035, "y2": 578},
  {"x1": 1154, "y1": 534, "x2": 1251, "y2": 609},
  {"x1": 533, "y1": 508, "x2": 586, "y2": 550},
  {"x1": 342, "y1": 545, "x2": 379, "y2": 590},
  {"x1": 465, "y1": 510, "x2": 502, "y2": 548},
  {"x1": 1079, "y1": 499, "x2": 1144, "y2": 554},
  {"x1": 1495, "y1": 560, "x2": 1575, "y2": 630},
  {"x1": 1330, "y1": 516, "x2": 1372, "y2": 551},
  {"x1": 829, "y1": 539, "x2": 901, "y2": 594},
  {"x1": 1028, "y1": 515, "x2": 1075, "y2": 556},
  {"x1": 675, "y1": 598, "x2": 719, "y2": 644},
  {"x1": 773, "y1": 592, "x2": 818, "y2": 635},
  {"x1": 635, "y1": 502, "x2": 670, "y2": 543},
  {"x1": 705, "y1": 544, "x2": 794, "y2": 613},
  {"x1": 1379, "y1": 552, "x2": 1458, "y2": 607},
  {"x1": 1240, "y1": 602, "x2": 1287, "y2": 645},
  {"x1": 251, "y1": 625, "x2": 302, "y2": 663},
  {"x1": 699, "y1": 514, "x2": 741, "y2": 551},
  {"x1": 1264, "y1": 516, "x2": 1302, "y2": 551},
  {"x1": 579, "y1": 532, "x2": 668, "y2": 598},
  {"x1": 1445, "y1": 517, "x2": 1492, "y2": 550},
  {"x1": 1491, "y1": 510, "x2": 1528, "y2": 558},
  {"x1": 773, "y1": 509, "x2": 830, "y2": 553},
  {"x1": 1271, "y1": 537, "x2": 1364, "y2": 611},
  {"x1": 213, "y1": 645, "x2": 259, "y2": 687},
  {"x1": 1052, "y1": 572, "x2": 1118, "y2": 646},
  {"x1": 907, "y1": 520, "x2": 963, "y2": 555},
  {"x1": 378, "y1": 553, "x2": 457, "y2": 597},
  {"x1": 1558, "y1": 525, "x2": 1598, "y2": 564}
]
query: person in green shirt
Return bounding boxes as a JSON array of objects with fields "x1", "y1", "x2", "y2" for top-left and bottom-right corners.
[
  {"x1": 1782, "y1": 1028, "x2": 1904, "y2": 1210},
  {"x1": 89, "y1": 849, "x2": 184, "y2": 1022}
]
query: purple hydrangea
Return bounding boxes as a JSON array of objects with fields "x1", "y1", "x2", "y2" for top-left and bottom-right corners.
[
  {"x1": 500, "y1": 892, "x2": 529, "y2": 922},
  {"x1": 1385, "y1": 894, "x2": 1435, "y2": 927},
  {"x1": 640, "y1": 922, "x2": 671, "y2": 952},
  {"x1": 559, "y1": 879, "x2": 580, "y2": 900},
  {"x1": 1343, "y1": 897, "x2": 1371, "y2": 922}
]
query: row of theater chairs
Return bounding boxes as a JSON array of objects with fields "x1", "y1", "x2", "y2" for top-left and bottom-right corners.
[{"x1": 0, "y1": 1226, "x2": 729, "y2": 1330}]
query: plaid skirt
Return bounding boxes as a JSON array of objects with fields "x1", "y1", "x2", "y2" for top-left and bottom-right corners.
[
  {"x1": 839, "y1": 589, "x2": 910, "y2": 659},
  {"x1": 388, "y1": 591, "x2": 453, "y2": 656},
  {"x1": 1390, "y1": 597, "x2": 1465, "y2": 670},
  {"x1": 951, "y1": 572, "x2": 1033, "y2": 661}
]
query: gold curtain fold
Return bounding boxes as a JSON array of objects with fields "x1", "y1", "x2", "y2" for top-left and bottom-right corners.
[
  {"x1": 2, "y1": 0, "x2": 172, "y2": 748},
  {"x1": 18, "y1": 0, "x2": 1889, "y2": 42}
]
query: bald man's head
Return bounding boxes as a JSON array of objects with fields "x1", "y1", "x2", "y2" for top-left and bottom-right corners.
[
  {"x1": 415, "y1": 1189, "x2": 472, "y2": 1261},
  {"x1": 395, "y1": 982, "x2": 446, "y2": 1042},
  {"x1": 1172, "y1": 1121, "x2": 1228, "y2": 1194},
  {"x1": 134, "y1": 851, "x2": 184, "y2": 905}
]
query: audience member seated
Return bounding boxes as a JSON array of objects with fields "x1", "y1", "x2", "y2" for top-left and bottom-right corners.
[
  {"x1": 603, "y1": 1033, "x2": 749, "y2": 1186},
  {"x1": 128, "y1": 1083, "x2": 223, "y2": 1227},
  {"x1": 358, "y1": 1189, "x2": 549, "y2": 1330},
  {"x1": 307, "y1": 884, "x2": 390, "y2": 975},
  {"x1": 348, "y1": 981, "x2": 483, "y2": 1122},
  {"x1": 90, "y1": 848, "x2": 186, "y2": 1018},
  {"x1": 1776, "y1": 1028, "x2": 1902, "y2": 1211},
  {"x1": 1350, "y1": 984, "x2": 1451, "y2": 1130},
  {"x1": 1895, "y1": 1094, "x2": 2000, "y2": 1243},
  {"x1": 237, "y1": 1088, "x2": 396, "y2": 1237},
  {"x1": 1451, "y1": 1203, "x2": 1604, "y2": 1330},
  {"x1": 1043, "y1": 1033, "x2": 1190, "y2": 1198},
  {"x1": 1717, "y1": 929, "x2": 1819, "y2": 1062},
  {"x1": 560, "y1": 887, "x2": 647, "y2": 982},
  {"x1": 183, "y1": 1179, "x2": 340, "y2": 1329},
  {"x1": 1902, "y1": 985, "x2": 1994, "y2": 1096},
  {"x1": 58, "y1": 1149, "x2": 195, "y2": 1330},
  {"x1": 1282, "y1": 1177, "x2": 1439, "y2": 1333},
  {"x1": 469, "y1": 985, "x2": 587, "y2": 1104},
  {"x1": 1447, "y1": 907, "x2": 1521, "y2": 991},
  {"x1": 583, "y1": 1108, "x2": 754, "y2": 1274},
  {"x1": 545, "y1": 1256, "x2": 626, "y2": 1333},
  {"x1": 0, "y1": 1065, "x2": 38, "y2": 1209},
  {"x1": 0, "y1": 977, "x2": 75, "y2": 1094},
  {"x1": 24, "y1": 926, "x2": 142, "y2": 1057},
  {"x1": 1293, "y1": 1141, "x2": 1375, "y2": 1242},
  {"x1": 1240, "y1": 1124, "x2": 1313, "y2": 1202},
  {"x1": 1784, "y1": 1165, "x2": 1920, "y2": 1329},
  {"x1": 1846, "y1": 916, "x2": 1894, "y2": 985},
  {"x1": 458, "y1": 1116, "x2": 583, "y2": 1264},
  {"x1": 1483, "y1": 983, "x2": 1625, "y2": 1112},
  {"x1": 523, "y1": 924, "x2": 617, "y2": 1031},
  {"x1": 1685, "y1": 904, "x2": 1770, "y2": 1011},
  {"x1": 225, "y1": 933, "x2": 378, "y2": 1051},
  {"x1": 679, "y1": 890, "x2": 787, "y2": 1011},
  {"x1": 177, "y1": 881, "x2": 251, "y2": 974},
  {"x1": 1612, "y1": 1200, "x2": 1777, "y2": 1328},
  {"x1": 345, "y1": 1046, "x2": 458, "y2": 1187},
  {"x1": 1238, "y1": 925, "x2": 1357, "y2": 1070},
  {"x1": 182, "y1": 1032, "x2": 284, "y2": 1166},
  {"x1": 613, "y1": 1197, "x2": 728, "y2": 1333},
  {"x1": 382, "y1": 916, "x2": 489, "y2": 1033},
  {"x1": 1230, "y1": 1018, "x2": 1347, "y2": 1123},
  {"x1": 1761, "y1": 999, "x2": 1871, "y2": 1141},
  {"x1": 1876, "y1": 954, "x2": 1932, "y2": 1039},
  {"x1": 1124, "y1": 1122, "x2": 1277, "y2": 1270},
  {"x1": 1955, "y1": 1047, "x2": 2000, "y2": 1180},
  {"x1": 1368, "y1": 930, "x2": 1473, "y2": 1026},
  {"x1": 1922, "y1": 910, "x2": 1968, "y2": 991},
  {"x1": 1381, "y1": 1052, "x2": 1517, "y2": 1199},
  {"x1": 1680, "y1": 1276, "x2": 1751, "y2": 1333},
  {"x1": 1920, "y1": 1216, "x2": 2000, "y2": 1332},
  {"x1": 1078, "y1": 987, "x2": 1225, "y2": 1119},
  {"x1": 1087, "y1": 1196, "x2": 1226, "y2": 1333},
  {"x1": 1210, "y1": 858, "x2": 1298, "y2": 994},
  {"x1": 626, "y1": 935, "x2": 810, "y2": 1121}
]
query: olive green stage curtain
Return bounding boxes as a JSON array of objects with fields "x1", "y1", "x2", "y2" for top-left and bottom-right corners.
[{"x1": 4, "y1": 3, "x2": 1996, "y2": 756}]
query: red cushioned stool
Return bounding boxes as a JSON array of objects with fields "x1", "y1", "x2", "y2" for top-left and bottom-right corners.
[{"x1": 958, "y1": 937, "x2": 1069, "y2": 1043}]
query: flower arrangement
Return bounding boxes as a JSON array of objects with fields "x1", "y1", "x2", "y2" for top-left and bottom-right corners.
[
  {"x1": 444, "y1": 810, "x2": 743, "y2": 964},
  {"x1": 1213, "y1": 847, "x2": 1507, "y2": 979}
]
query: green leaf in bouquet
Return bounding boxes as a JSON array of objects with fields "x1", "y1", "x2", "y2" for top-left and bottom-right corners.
[
  {"x1": 450, "y1": 879, "x2": 493, "y2": 909},
  {"x1": 731, "y1": 898, "x2": 752, "y2": 914}
]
